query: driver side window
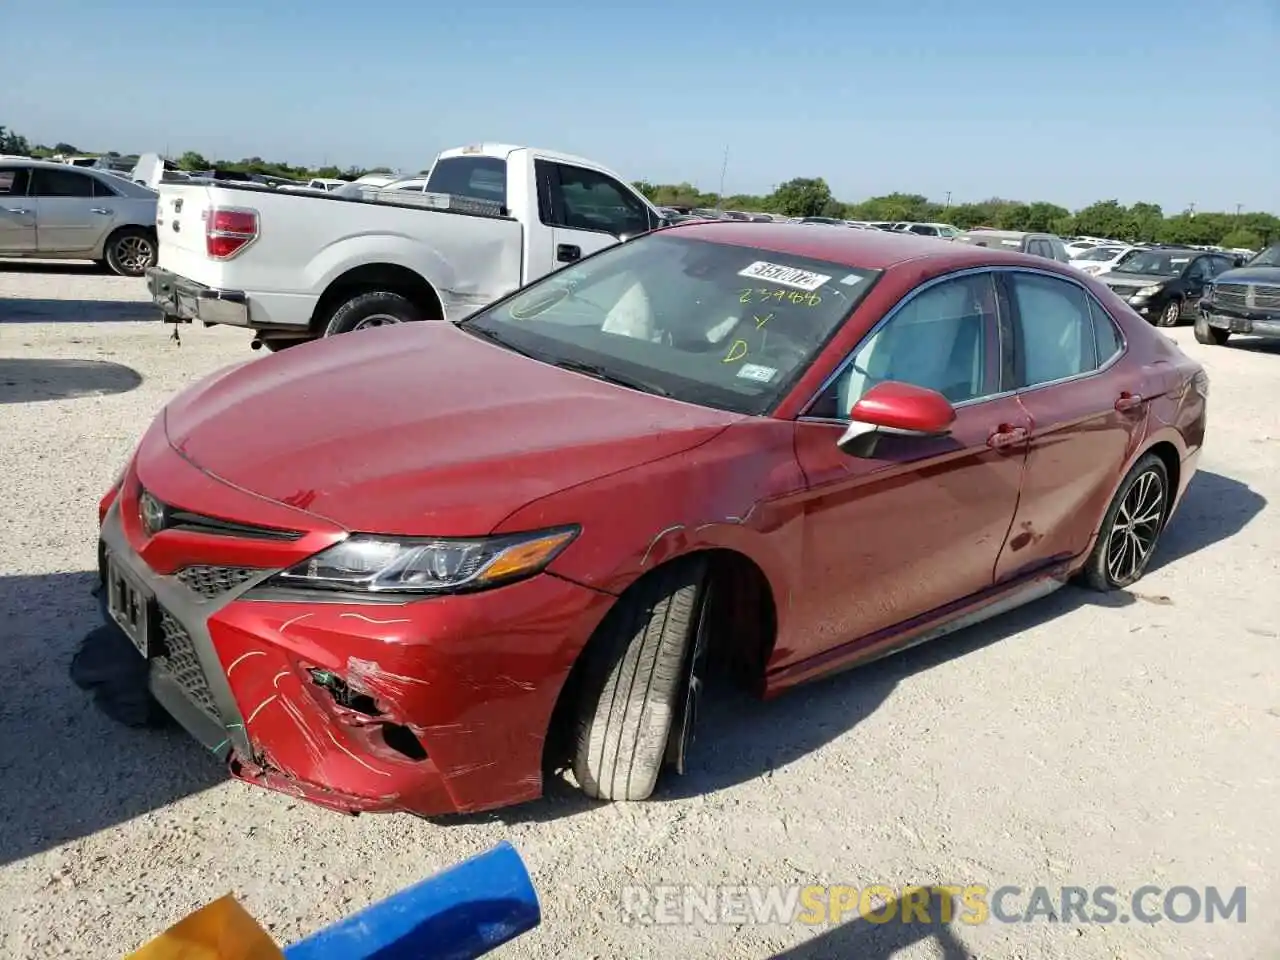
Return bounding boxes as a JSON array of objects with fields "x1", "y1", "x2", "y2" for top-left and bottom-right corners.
[
  {"x1": 809, "y1": 272, "x2": 998, "y2": 419},
  {"x1": 549, "y1": 163, "x2": 650, "y2": 237}
]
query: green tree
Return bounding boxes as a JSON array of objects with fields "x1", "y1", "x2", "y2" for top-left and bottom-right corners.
[
  {"x1": 178, "y1": 150, "x2": 210, "y2": 171},
  {"x1": 1219, "y1": 228, "x2": 1263, "y2": 250},
  {"x1": 771, "y1": 177, "x2": 834, "y2": 218}
]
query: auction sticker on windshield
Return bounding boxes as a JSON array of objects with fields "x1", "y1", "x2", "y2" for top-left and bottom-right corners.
[{"x1": 738, "y1": 261, "x2": 831, "y2": 291}]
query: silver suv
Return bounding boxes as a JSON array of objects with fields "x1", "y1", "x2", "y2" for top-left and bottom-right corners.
[{"x1": 0, "y1": 159, "x2": 159, "y2": 276}]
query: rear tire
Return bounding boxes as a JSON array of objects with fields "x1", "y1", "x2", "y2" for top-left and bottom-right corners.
[
  {"x1": 572, "y1": 558, "x2": 707, "y2": 801},
  {"x1": 321, "y1": 290, "x2": 423, "y2": 336},
  {"x1": 1194, "y1": 312, "x2": 1230, "y2": 345},
  {"x1": 1080, "y1": 453, "x2": 1170, "y2": 591},
  {"x1": 104, "y1": 227, "x2": 157, "y2": 278}
]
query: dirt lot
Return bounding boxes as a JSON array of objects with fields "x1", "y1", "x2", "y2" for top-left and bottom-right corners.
[{"x1": 1, "y1": 263, "x2": 1276, "y2": 959}]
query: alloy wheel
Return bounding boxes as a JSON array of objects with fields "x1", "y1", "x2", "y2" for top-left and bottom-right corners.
[
  {"x1": 115, "y1": 236, "x2": 153, "y2": 274},
  {"x1": 1105, "y1": 469, "x2": 1166, "y2": 584},
  {"x1": 1160, "y1": 301, "x2": 1180, "y2": 326}
]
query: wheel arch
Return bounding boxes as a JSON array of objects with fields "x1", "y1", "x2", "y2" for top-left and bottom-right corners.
[
  {"x1": 541, "y1": 546, "x2": 780, "y2": 773},
  {"x1": 309, "y1": 263, "x2": 445, "y2": 334}
]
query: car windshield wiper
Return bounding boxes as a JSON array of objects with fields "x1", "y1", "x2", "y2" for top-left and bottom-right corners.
[
  {"x1": 458, "y1": 321, "x2": 539, "y2": 359},
  {"x1": 550, "y1": 358, "x2": 671, "y2": 397}
]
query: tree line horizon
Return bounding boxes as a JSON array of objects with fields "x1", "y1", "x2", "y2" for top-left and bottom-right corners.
[{"x1": 2, "y1": 126, "x2": 1273, "y2": 250}]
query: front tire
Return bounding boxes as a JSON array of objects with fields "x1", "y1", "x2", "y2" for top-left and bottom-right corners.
[
  {"x1": 1080, "y1": 453, "x2": 1171, "y2": 591},
  {"x1": 1194, "y1": 312, "x2": 1230, "y2": 345},
  {"x1": 104, "y1": 228, "x2": 157, "y2": 278},
  {"x1": 572, "y1": 558, "x2": 707, "y2": 801},
  {"x1": 321, "y1": 290, "x2": 423, "y2": 336},
  {"x1": 1155, "y1": 299, "x2": 1182, "y2": 327}
]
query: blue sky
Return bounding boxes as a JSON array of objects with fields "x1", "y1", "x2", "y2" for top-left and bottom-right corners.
[{"x1": 4, "y1": 0, "x2": 1276, "y2": 213}]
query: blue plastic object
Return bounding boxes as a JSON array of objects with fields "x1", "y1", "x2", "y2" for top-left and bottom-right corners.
[{"x1": 284, "y1": 841, "x2": 540, "y2": 960}]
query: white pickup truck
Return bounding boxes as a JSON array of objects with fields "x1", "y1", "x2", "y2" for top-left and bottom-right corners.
[{"x1": 145, "y1": 144, "x2": 666, "y2": 349}]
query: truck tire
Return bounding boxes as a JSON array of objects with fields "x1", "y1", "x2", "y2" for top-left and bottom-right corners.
[
  {"x1": 103, "y1": 227, "x2": 158, "y2": 278},
  {"x1": 1193, "y1": 312, "x2": 1230, "y2": 345},
  {"x1": 322, "y1": 290, "x2": 423, "y2": 336},
  {"x1": 571, "y1": 558, "x2": 707, "y2": 802}
]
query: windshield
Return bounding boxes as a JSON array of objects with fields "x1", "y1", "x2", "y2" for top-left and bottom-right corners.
[
  {"x1": 1248, "y1": 244, "x2": 1280, "y2": 267},
  {"x1": 1078, "y1": 246, "x2": 1126, "y2": 262},
  {"x1": 1111, "y1": 250, "x2": 1192, "y2": 276},
  {"x1": 458, "y1": 234, "x2": 881, "y2": 415}
]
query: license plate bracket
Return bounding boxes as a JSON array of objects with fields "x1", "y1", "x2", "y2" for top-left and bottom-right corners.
[{"x1": 105, "y1": 553, "x2": 155, "y2": 659}]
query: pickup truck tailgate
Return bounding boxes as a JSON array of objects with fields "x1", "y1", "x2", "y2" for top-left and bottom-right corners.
[{"x1": 155, "y1": 184, "x2": 224, "y2": 286}]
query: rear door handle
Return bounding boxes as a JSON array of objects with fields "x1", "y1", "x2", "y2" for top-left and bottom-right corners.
[
  {"x1": 556, "y1": 244, "x2": 581, "y2": 263},
  {"x1": 987, "y1": 424, "x2": 1028, "y2": 449},
  {"x1": 1115, "y1": 391, "x2": 1145, "y2": 413},
  {"x1": 90, "y1": 207, "x2": 113, "y2": 215}
]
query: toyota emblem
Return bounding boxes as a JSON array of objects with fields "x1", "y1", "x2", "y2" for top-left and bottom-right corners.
[{"x1": 139, "y1": 492, "x2": 166, "y2": 536}]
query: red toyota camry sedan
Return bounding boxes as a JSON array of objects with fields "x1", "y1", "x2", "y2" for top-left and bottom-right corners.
[{"x1": 96, "y1": 222, "x2": 1207, "y2": 817}]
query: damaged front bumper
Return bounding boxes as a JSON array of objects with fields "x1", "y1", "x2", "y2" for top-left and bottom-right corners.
[{"x1": 96, "y1": 448, "x2": 614, "y2": 817}]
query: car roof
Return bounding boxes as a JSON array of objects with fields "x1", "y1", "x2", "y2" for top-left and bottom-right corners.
[
  {"x1": 0, "y1": 158, "x2": 93, "y2": 170},
  {"x1": 663, "y1": 220, "x2": 1058, "y2": 272}
]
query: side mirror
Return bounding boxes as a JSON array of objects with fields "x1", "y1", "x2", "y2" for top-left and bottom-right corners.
[{"x1": 837, "y1": 381, "x2": 956, "y2": 458}]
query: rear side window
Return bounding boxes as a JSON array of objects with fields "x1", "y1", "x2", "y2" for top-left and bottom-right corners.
[
  {"x1": 1088, "y1": 297, "x2": 1124, "y2": 363},
  {"x1": 30, "y1": 167, "x2": 95, "y2": 197},
  {"x1": 1009, "y1": 272, "x2": 1098, "y2": 386},
  {"x1": 91, "y1": 176, "x2": 119, "y2": 198},
  {"x1": 425, "y1": 157, "x2": 507, "y2": 206}
]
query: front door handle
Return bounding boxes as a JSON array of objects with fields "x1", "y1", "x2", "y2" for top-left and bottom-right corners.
[
  {"x1": 1115, "y1": 391, "x2": 1145, "y2": 413},
  {"x1": 556, "y1": 244, "x2": 581, "y2": 263},
  {"x1": 987, "y1": 424, "x2": 1028, "y2": 449},
  {"x1": 5, "y1": 207, "x2": 29, "y2": 215},
  {"x1": 90, "y1": 207, "x2": 113, "y2": 215}
]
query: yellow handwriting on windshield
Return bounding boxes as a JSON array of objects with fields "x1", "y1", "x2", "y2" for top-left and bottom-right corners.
[
  {"x1": 754, "y1": 313, "x2": 773, "y2": 329},
  {"x1": 738, "y1": 288, "x2": 822, "y2": 306},
  {"x1": 722, "y1": 339, "x2": 749, "y2": 363}
]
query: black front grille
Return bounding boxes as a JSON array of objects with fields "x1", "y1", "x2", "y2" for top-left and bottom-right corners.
[
  {"x1": 176, "y1": 565, "x2": 261, "y2": 599},
  {"x1": 156, "y1": 609, "x2": 221, "y2": 722},
  {"x1": 139, "y1": 488, "x2": 304, "y2": 541},
  {"x1": 1215, "y1": 283, "x2": 1249, "y2": 310}
]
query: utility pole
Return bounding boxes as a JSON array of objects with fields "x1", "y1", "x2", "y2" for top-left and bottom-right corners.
[
  {"x1": 944, "y1": 191, "x2": 952, "y2": 211},
  {"x1": 1188, "y1": 201, "x2": 1196, "y2": 218},
  {"x1": 1235, "y1": 203, "x2": 1242, "y2": 222},
  {"x1": 716, "y1": 146, "x2": 729, "y2": 210}
]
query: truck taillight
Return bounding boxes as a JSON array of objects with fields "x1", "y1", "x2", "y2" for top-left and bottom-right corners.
[{"x1": 205, "y1": 207, "x2": 259, "y2": 259}]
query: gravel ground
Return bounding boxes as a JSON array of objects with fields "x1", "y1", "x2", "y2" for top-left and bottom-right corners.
[{"x1": 1, "y1": 263, "x2": 1277, "y2": 960}]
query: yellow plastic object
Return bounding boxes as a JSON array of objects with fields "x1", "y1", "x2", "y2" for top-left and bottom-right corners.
[{"x1": 125, "y1": 894, "x2": 285, "y2": 960}]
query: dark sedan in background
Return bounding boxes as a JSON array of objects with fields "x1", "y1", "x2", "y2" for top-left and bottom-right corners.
[
  {"x1": 1196, "y1": 243, "x2": 1280, "y2": 346},
  {"x1": 1101, "y1": 248, "x2": 1241, "y2": 327}
]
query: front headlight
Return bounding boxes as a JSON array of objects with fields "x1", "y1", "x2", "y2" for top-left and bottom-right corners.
[
  {"x1": 262, "y1": 526, "x2": 579, "y2": 595},
  {"x1": 1135, "y1": 284, "x2": 1163, "y2": 298}
]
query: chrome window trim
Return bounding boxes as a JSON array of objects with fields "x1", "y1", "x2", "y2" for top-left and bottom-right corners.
[{"x1": 797, "y1": 264, "x2": 1130, "y2": 422}]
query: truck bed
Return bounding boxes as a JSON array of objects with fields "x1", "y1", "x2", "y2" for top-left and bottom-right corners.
[{"x1": 154, "y1": 179, "x2": 525, "y2": 329}]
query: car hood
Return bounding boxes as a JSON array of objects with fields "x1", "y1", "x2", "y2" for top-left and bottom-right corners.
[
  {"x1": 163, "y1": 323, "x2": 741, "y2": 535},
  {"x1": 1103, "y1": 273, "x2": 1174, "y2": 287},
  {"x1": 1213, "y1": 265, "x2": 1280, "y2": 284}
]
